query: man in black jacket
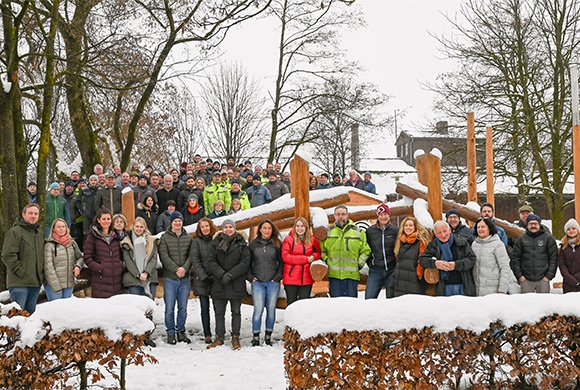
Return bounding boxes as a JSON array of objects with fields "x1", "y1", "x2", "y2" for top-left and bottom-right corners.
[
  {"x1": 511, "y1": 214, "x2": 557, "y2": 293},
  {"x1": 365, "y1": 203, "x2": 399, "y2": 299},
  {"x1": 446, "y1": 209, "x2": 474, "y2": 244}
]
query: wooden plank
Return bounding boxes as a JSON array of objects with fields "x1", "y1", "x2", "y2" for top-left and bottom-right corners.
[
  {"x1": 415, "y1": 153, "x2": 428, "y2": 186},
  {"x1": 426, "y1": 153, "x2": 442, "y2": 222},
  {"x1": 486, "y1": 126, "x2": 495, "y2": 207},
  {"x1": 290, "y1": 155, "x2": 310, "y2": 224},
  {"x1": 467, "y1": 112, "x2": 478, "y2": 203},
  {"x1": 122, "y1": 189, "x2": 135, "y2": 227}
]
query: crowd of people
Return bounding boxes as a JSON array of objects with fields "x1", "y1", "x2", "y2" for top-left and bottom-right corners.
[{"x1": 3, "y1": 157, "x2": 574, "y2": 350}]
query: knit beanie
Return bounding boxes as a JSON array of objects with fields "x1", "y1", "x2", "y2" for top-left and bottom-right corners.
[
  {"x1": 222, "y1": 219, "x2": 236, "y2": 229},
  {"x1": 49, "y1": 182, "x2": 60, "y2": 191},
  {"x1": 376, "y1": 203, "x2": 390, "y2": 216},
  {"x1": 446, "y1": 209, "x2": 461, "y2": 219},
  {"x1": 564, "y1": 218, "x2": 580, "y2": 232},
  {"x1": 170, "y1": 211, "x2": 184, "y2": 223},
  {"x1": 526, "y1": 213, "x2": 541, "y2": 225}
]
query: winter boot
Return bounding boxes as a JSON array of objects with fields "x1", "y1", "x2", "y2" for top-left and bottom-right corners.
[
  {"x1": 204, "y1": 335, "x2": 213, "y2": 344},
  {"x1": 167, "y1": 334, "x2": 177, "y2": 345},
  {"x1": 265, "y1": 331, "x2": 272, "y2": 346},
  {"x1": 232, "y1": 335, "x2": 241, "y2": 350},
  {"x1": 177, "y1": 331, "x2": 191, "y2": 344},
  {"x1": 207, "y1": 336, "x2": 224, "y2": 349},
  {"x1": 144, "y1": 334, "x2": 156, "y2": 348},
  {"x1": 252, "y1": 333, "x2": 260, "y2": 347}
]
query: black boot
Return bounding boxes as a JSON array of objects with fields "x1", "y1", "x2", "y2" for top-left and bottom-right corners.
[
  {"x1": 167, "y1": 334, "x2": 176, "y2": 345},
  {"x1": 177, "y1": 331, "x2": 191, "y2": 344},
  {"x1": 252, "y1": 333, "x2": 260, "y2": 347},
  {"x1": 265, "y1": 331, "x2": 272, "y2": 346}
]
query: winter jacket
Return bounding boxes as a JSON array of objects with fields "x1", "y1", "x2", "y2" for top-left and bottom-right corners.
[
  {"x1": 156, "y1": 187, "x2": 180, "y2": 213},
  {"x1": 2, "y1": 218, "x2": 44, "y2": 288},
  {"x1": 471, "y1": 234, "x2": 512, "y2": 295},
  {"x1": 451, "y1": 223, "x2": 474, "y2": 245},
  {"x1": 321, "y1": 220, "x2": 371, "y2": 281},
  {"x1": 94, "y1": 185, "x2": 122, "y2": 215},
  {"x1": 247, "y1": 237, "x2": 283, "y2": 282},
  {"x1": 204, "y1": 183, "x2": 232, "y2": 214},
  {"x1": 83, "y1": 225, "x2": 124, "y2": 298},
  {"x1": 559, "y1": 243, "x2": 580, "y2": 293},
  {"x1": 387, "y1": 240, "x2": 425, "y2": 298},
  {"x1": 344, "y1": 179, "x2": 365, "y2": 190},
  {"x1": 511, "y1": 226, "x2": 558, "y2": 282},
  {"x1": 247, "y1": 184, "x2": 272, "y2": 207},
  {"x1": 133, "y1": 184, "x2": 158, "y2": 206},
  {"x1": 366, "y1": 222, "x2": 399, "y2": 271},
  {"x1": 315, "y1": 182, "x2": 332, "y2": 190},
  {"x1": 264, "y1": 181, "x2": 288, "y2": 200},
  {"x1": 281, "y1": 231, "x2": 321, "y2": 286},
  {"x1": 46, "y1": 193, "x2": 71, "y2": 228},
  {"x1": 155, "y1": 211, "x2": 172, "y2": 234},
  {"x1": 363, "y1": 181, "x2": 377, "y2": 194},
  {"x1": 64, "y1": 192, "x2": 81, "y2": 224},
  {"x1": 177, "y1": 187, "x2": 196, "y2": 211},
  {"x1": 182, "y1": 205, "x2": 204, "y2": 226},
  {"x1": 44, "y1": 236, "x2": 83, "y2": 292},
  {"x1": 159, "y1": 227, "x2": 192, "y2": 280},
  {"x1": 419, "y1": 236, "x2": 476, "y2": 296},
  {"x1": 230, "y1": 190, "x2": 251, "y2": 210},
  {"x1": 190, "y1": 234, "x2": 213, "y2": 296},
  {"x1": 79, "y1": 185, "x2": 99, "y2": 221},
  {"x1": 121, "y1": 232, "x2": 159, "y2": 288},
  {"x1": 135, "y1": 202, "x2": 158, "y2": 234},
  {"x1": 207, "y1": 232, "x2": 251, "y2": 299}
]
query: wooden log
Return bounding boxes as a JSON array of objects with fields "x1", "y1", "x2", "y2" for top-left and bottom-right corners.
[
  {"x1": 326, "y1": 206, "x2": 413, "y2": 225},
  {"x1": 415, "y1": 153, "x2": 428, "y2": 186},
  {"x1": 290, "y1": 155, "x2": 310, "y2": 223},
  {"x1": 426, "y1": 153, "x2": 443, "y2": 222},
  {"x1": 486, "y1": 126, "x2": 495, "y2": 207},
  {"x1": 121, "y1": 189, "x2": 135, "y2": 227},
  {"x1": 396, "y1": 182, "x2": 525, "y2": 238},
  {"x1": 313, "y1": 226, "x2": 327, "y2": 242},
  {"x1": 575, "y1": 124, "x2": 580, "y2": 222},
  {"x1": 467, "y1": 112, "x2": 478, "y2": 203}
]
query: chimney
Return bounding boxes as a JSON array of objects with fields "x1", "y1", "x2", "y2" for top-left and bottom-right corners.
[
  {"x1": 435, "y1": 121, "x2": 448, "y2": 134},
  {"x1": 351, "y1": 123, "x2": 360, "y2": 170}
]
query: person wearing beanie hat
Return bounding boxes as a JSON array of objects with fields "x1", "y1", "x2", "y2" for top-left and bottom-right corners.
[
  {"x1": 133, "y1": 174, "x2": 157, "y2": 208},
  {"x1": 362, "y1": 172, "x2": 377, "y2": 194},
  {"x1": 559, "y1": 218, "x2": 580, "y2": 293},
  {"x1": 49, "y1": 182, "x2": 60, "y2": 191},
  {"x1": 511, "y1": 212, "x2": 557, "y2": 294},
  {"x1": 206, "y1": 214, "x2": 250, "y2": 350},
  {"x1": 247, "y1": 174, "x2": 272, "y2": 207},
  {"x1": 159, "y1": 205, "x2": 193, "y2": 345},
  {"x1": 365, "y1": 203, "x2": 398, "y2": 299},
  {"x1": 45, "y1": 181, "x2": 71, "y2": 238},
  {"x1": 183, "y1": 194, "x2": 203, "y2": 226},
  {"x1": 445, "y1": 209, "x2": 474, "y2": 244},
  {"x1": 27, "y1": 181, "x2": 38, "y2": 204},
  {"x1": 316, "y1": 173, "x2": 332, "y2": 190}
]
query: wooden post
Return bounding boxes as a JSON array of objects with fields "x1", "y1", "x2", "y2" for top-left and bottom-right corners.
[
  {"x1": 289, "y1": 155, "x2": 310, "y2": 223},
  {"x1": 426, "y1": 152, "x2": 443, "y2": 222},
  {"x1": 121, "y1": 189, "x2": 135, "y2": 228},
  {"x1": 486, "y1": 125, "x2": 495, "y2": 207},
  {"x1": 467, "y1": 112, "x2": 477, "y2": 203},
  {"x1": 575, "y1": 124, "x2": 580, "y2": 222},
  {"x1": 415, "y1": 152, "x2": 428, "y2": 186}
]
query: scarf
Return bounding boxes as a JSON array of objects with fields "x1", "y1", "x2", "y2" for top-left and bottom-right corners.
[
  {"x1": 188, "y1": 203, "x2": 199, "y2": 215},
  {"x1": 436, "y1": 234, "x2": 454, "y2": 280},
  {"x1": 569, "y1": 236, "x2": 577, "y2": 251},
  {"x1": 52, "y1": 231, "x2": 71, "y2": 247},
  {"x1": 218, "y1": 232, "x2": 238, "y2": 253},
  {"x1": 400, "y1": 232, "x2": 427, "y2": 279},
  {"x1": 132, "y1": 231, "x2": 148, "y2": 274}
]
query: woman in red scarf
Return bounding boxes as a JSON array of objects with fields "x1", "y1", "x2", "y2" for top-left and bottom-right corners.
[
  {"x1": 45, "y1": 218, "x2": 83, "y2": 300},
  {"x1": 182, "y1": 194, "x2": 204, "y2": 226},
  {"x1": 388, "y1": 216, "x2": 432, "y2": 297}
]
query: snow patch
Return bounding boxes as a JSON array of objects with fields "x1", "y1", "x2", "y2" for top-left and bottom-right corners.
[
  {"x1": 413, "y1": 149, "x2": 425, "y2": 158},
  {"x1": 430, "y1": 148, "x2": 442, "y2": 160}
]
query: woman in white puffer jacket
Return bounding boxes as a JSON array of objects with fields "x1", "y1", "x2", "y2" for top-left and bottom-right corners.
[{"x1": 471, "y1": 217, "x2": 513, "y2": 296}]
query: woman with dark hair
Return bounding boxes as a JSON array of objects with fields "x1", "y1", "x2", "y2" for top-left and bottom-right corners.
[
  {"x1": 136, "y1": 195, "x2": 158, "y2": 234},
  {"x1": 309, "y1": 176, "x2": 318, "y2": 191},
  {"x1": 471, "y1": 217, "x2": 512, "y2": 296},
  {"x1": 190, "y1": 217, "x2": 219, "y2": 343},
  {"x1": 559, "y1": 218, "x2": 580, "y2": 293},
  {"x1": 248, "y1": 219, "x2": 283, "y2": 346},
  {"x1": 83, "y1": 209, "x2": 124, "y2": 298},
  {"x1": 388, "y1": 216, "x2": 432, "y2": 297},
  {"x1": 281, "y1": 217, "x2": 321, "y2": 305}
]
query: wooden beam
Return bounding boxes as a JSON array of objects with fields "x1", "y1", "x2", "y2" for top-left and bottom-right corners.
[
  {"x1": 122, "y1": 189, "x2": 135, "y2": 228},
  {"x1": 467, "y1": 112, "x2": 477, "y2": 203},
  {"x1": 290, "y1": 155, "x2": 310, "y2": 223},
  {"x1": 415, "y1": 153, "x2": 428, "y2": 186},
  {"x1": 486, "y1": 125, "x2": 495, "y2": 207},
  {"x1": 575, "y1": 124, "x2": 580, "y2": 222},
  {"x1": 426, "y1": 153, "x2": 442, "y2": 222}
]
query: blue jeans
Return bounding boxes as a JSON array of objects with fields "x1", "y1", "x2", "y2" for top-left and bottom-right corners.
[
  {"x1": 251, "y1": 281, "x2": 280, "y2": 333},
  {"x1": 365, "y1": 267, "x2": 395, "y2": 299},
  {"x1": 127, "y1": 283, "x2": 158, "y2": 300},
  {"x1": 199, "y1": 295, "x2": 212, "y2": 337},
  {"x1": 10, "y1": 286, "x2": 41, "y2": 314},
  {"x1": 163, "y1": 278, "x2": 190, "y2": 335},
  {"x1": 328, "y1": 278, "x2": 359, "y2": 298},
  {"x1": 445, "y1": 284, "x2": 465, "y2": 296},
  {"x1": 44, "y1": 284, "x2": 74, "y2": 301}
]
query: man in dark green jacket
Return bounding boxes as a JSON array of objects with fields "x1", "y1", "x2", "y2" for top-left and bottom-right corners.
[{"x1": 2, "y1": 204, "x2": 44, "y2": 314}]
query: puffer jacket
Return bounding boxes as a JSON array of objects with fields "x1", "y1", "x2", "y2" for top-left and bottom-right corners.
[
  {"x1": 365, "y1": 222, "x2": 399, "y2": 271},
  {"x1": 2, "y1": 219, "x2": 44, "y2": 288},
  {"x1": 83, "y1": 225, "x2": 124, "y2": 298},
  {"x1": 511, "y1": 226, "x2": 558, "y2": 282},
  {"x1": 558, "y1": 243, "x2": 580, "y2": 293},
  {"x1": 321, "y1": 220, "x2": 371, "y2": 281},
  {"x1": 46, "y1": 193, "x2": 71, "y2": 228},
  {"x1": 419, "y1": 236, "x2": 477, "y2": 296},
  {"x1": 44, "y1": 237, "x2": 83, "y2": 292},
  {"x1": 190, "y1": 234, "x2": 213, "y2": 296},
  {"x1": 207, "y1": 232, "x2": 251, "y2": 299},
  {"x1": 282, "y1": 231, "x2": 321, "y2": 286},
  {"x1": 471, "y1": 234, "x2": 512, "y2": 295},
  {"x1": 247, "y1": 237, "x2": 283, "y2": 282},
  {"x1": 387, "y1": 240, "x2": 425, "y2": 298},
  {"x1": 159, "y1": 227, "x2": 192, "y2": 280},
  {"x1": 121, "y1": 232, "x2": 159, "y2": 288}
]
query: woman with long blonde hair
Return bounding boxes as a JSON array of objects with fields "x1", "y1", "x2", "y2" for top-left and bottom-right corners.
[{"x1": 388, "y1": 217, "x2": 432, "y2": 297}]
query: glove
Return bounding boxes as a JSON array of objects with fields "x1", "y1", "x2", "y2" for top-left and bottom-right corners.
[{"x1": 221, "y1": 272, "x2": 233, "y2": 284}]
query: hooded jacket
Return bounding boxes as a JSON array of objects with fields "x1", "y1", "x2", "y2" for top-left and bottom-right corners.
[
  {"x1": 83, "y1": 225, "x2": 124, "y2": 298},
  {"x1": 282, "y1": 231, "x2": 321, "y2": 286},
  {"x1": 207, "y1": 232, "x2": 250, "y2": 299},
  {"x1": 44, "y1": 236, "x2": 83, "y2": 292},
  {"x1": 159, "y1": 227, "x2": 192, "y2": 280},
  {"x1": 321, "y1": 220, "x2": 371, "y2": 281},
  {"x1": 190, "y1": 234, "x2": 214, "y2": 296},
  {"x1": 471, "y1": 234, "x2": 512, "y2": 295},
  {"x1": 247, "y1": 237, "x2": 283, "y2": 282},
  {"x1": 2, "y1": 218, "x2": 44, "y2": 288},
  {"x1": 511, "y1": 226, "x2": 558, "y2": 282},
  {"x1": 121, "y1": 232, "x2": 159, "y2": 287}
]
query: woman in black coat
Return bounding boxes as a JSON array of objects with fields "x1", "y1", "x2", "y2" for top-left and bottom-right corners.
[
  {"x1": 136, "y1": 195, "x2": 158, "y2": 234},
  {"x1": 190, "y1": 217, "x2": 218, "y2": 343},
  {"x1": 206, "y1": 219, "x2": 250, "y2": 350}
]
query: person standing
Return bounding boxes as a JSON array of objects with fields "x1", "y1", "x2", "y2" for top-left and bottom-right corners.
[
  {"x1": 247, "y1": 174, "x2": 272, "y2": 208},
  {"x1": 2, "y1": 204, "x2": 44, "y2": 314},
  {"x1": 445, "y1": 209, "x2": 474, "y2": 245},
  {"x1": 207, "y1": 219, "x2": 251, "y2": 350},
  {"x1": 321, "y1": 205, "x2": 371, "y2": 298},
  {"x1": 83, "y1": 209, "x2": 124, "y2": 298},
  {"x1": 281, "y1": 217, "x2": 321, "y2": 304},
  {"x1": 79, "y1": 175, "x2": 100, "y2": 242},
  {"x1": 559, "y1": 218, "x2": 580, "y2": 294},
  {"x1": 44, "y1": 219, "x2": 83, "y2": 301},
  {"x1": 248, "y1": 220, "x2": 283, "y2": 346},
  {"x1": 159, "y1": 211, "x2": 193, "y2": 345},
  {"x1": 362, "y1": 172, "x2": 377, "y2": 194},
  {"x1": 365, "y1": 203, "x2": 398, "y2": 299},
  {"x1": 93, "y1": 173, "x2": 122, "y2": 215},
  {"x1": 511, "y1": 214, "x2": 558, "y2": 293},
  {"x1": 190, "y1": 217, "x2": 219, "y2": 344},
  {"x1": 45, "y1": 182, "x2": 71, "y2": 237}
]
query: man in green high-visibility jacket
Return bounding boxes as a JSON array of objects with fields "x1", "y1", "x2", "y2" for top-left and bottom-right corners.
[{"x1": 321, "y1": 205, "x2": 371, "y2": 297}]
